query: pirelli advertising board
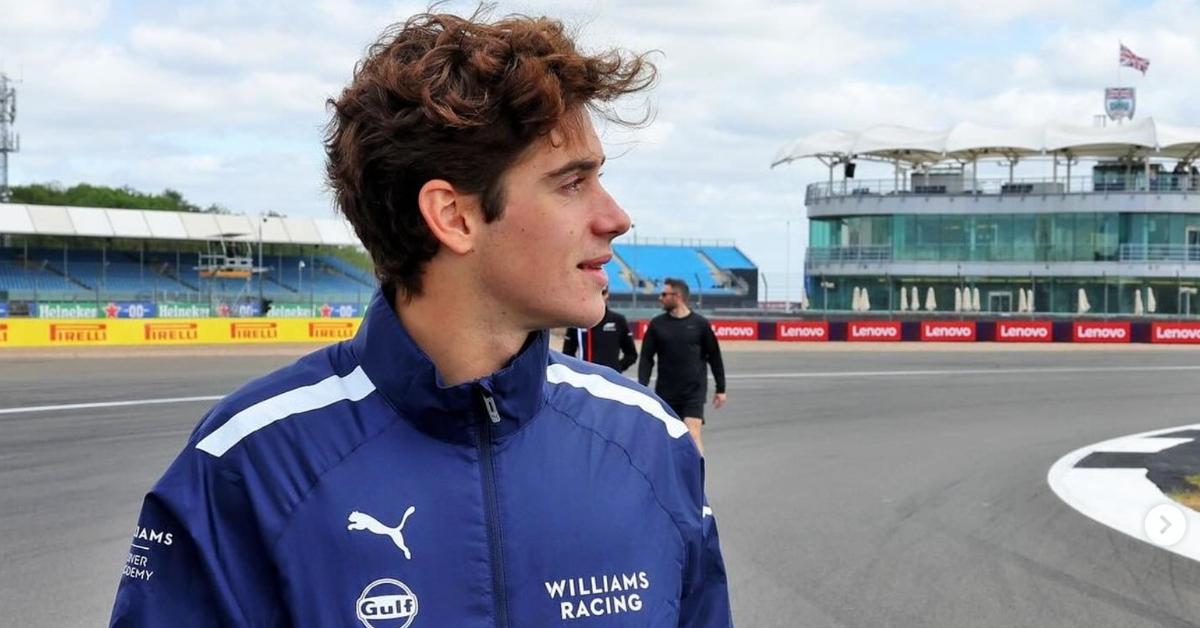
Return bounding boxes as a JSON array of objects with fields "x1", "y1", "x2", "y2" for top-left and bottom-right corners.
[{"x1": 0, "y1": 318, "x2": 360, "y2": 348}]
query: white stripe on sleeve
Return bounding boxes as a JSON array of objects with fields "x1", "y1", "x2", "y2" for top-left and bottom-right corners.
[
  {"x1": 196, "y1": 366, "x2": 376, "y2": 457},
  {"x1": 546, "y1": 363, "x2": 687, "y2": 439}
]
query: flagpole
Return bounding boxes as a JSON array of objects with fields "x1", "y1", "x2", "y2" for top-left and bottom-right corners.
[{"x1": 1116, "y1": 42, "x2": 1124, "y2": 126}]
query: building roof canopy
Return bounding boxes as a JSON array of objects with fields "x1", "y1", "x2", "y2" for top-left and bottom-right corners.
[
  {"x1": 772, "y1": 117, "x2": 1200, "y2": 167},
  {"x1": 0, "y1": 204, "x2": 362, "y2": 247}
]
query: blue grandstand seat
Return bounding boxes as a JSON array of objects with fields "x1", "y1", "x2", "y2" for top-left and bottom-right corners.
[
  {"x1": 613, "y1": 244, "x2": 734, "y2": 295},
  {"x1": 604, "y1": 265, "x2": 632, "y2": 292},
  {"x1": 0, "y1": 246, "x2": 375, "y2": 303},
  {"x1": 318, "y1": 256, "x2": 376, "y2": 286},
  {"x1": 699, "y1": 246, "x2": 755, "y2": 269}
]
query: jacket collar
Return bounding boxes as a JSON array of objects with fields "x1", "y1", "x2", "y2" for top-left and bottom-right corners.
[{"x1": 350, "y1": 288, "x2": 549, "y2": 444}]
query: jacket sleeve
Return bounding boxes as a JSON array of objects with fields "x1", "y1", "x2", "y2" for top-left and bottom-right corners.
[
  {"x1": 701, "y1": 324, "x2": 726, "y2": 394},
  {"x1": 679, "y1": 497, "x2": 733, "y2": 626},
  {"x1": 109, "y1": 437, "x2": 288, "y2": 627},
  {"x1": 562, "y1": 327, "x2": 580, "y2": 358},
  {"x1": 637, "y1": 321, "x2": 657, "y2": 386},
  {"x1": 617, "y1": 315, "x2": 639, "y2": 373},
  {"x1": 674, "y1": 443, "x2": 732, "y2": 626}
]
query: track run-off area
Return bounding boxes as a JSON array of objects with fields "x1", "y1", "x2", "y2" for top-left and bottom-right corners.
[{"x1": 4, "y1": 344, "x2": 1200, "y2": 627}]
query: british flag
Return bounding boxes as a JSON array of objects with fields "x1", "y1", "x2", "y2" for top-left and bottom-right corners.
[{"x1": 1120, "y1": 43, "x2": 1149, "y2": 74}]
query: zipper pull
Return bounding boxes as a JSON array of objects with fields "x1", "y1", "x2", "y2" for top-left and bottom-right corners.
[{"x1": 482, "y1": 392, "x2": 501, "y2": 424}]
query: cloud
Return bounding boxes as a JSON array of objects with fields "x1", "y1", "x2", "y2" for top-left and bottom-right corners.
[
  {"x1": 8, "y1": 0, "x2": 1200, "y2": 299},
  {"x1": 0, "y1": 0, "x2": 109, "y2": 35}
]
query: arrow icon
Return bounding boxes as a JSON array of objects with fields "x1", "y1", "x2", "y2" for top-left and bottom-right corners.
[{"x1": 1144, "y1": 504, "x2": 1187, "y2": 547}]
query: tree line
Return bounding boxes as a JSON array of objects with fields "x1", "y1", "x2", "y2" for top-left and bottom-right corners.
[{"x1": 10, "y1": 183, "x2": 228, "y2": 213}]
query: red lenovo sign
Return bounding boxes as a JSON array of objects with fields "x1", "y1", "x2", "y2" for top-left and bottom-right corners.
[
  {"x1": 1072, "y1": 321, "x2": 1131, "y2": 343},
  {"x1": 920, "y1": 321, "x2": 976, "y2": 342},
  {"x1": 995, "y1": 321, "x2": 1053, "y2": 343},
  {"x1": 1151, "y1": 322, "x2": 1200, "y2": 344},
  {"x1": 776, "y1": 321, "x2": 829, "y2": 342},
  {"x1": 847, "y1": 321, "x2": 901, "y2": 342},
  {"x1": 711, "y1": 321, "x2": 758, "y2": 341}
]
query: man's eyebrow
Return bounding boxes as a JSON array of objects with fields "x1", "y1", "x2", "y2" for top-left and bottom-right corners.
[{"x1": 543, "y1": 155, "x2": 606, "y2": 179}]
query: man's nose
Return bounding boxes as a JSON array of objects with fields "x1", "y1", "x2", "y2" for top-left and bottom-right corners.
[{"x1": 596, "y1": 188, "x2": 631, "y2": 239}]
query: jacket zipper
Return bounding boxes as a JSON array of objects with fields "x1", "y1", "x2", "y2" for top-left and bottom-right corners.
[{"x1": 477, "y1": 388, "x2": 509, "y2": 628}]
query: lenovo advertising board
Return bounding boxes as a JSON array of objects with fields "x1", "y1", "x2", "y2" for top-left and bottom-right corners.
[
  {"x1": 920, "y1": 321, "x2": 976, "y2": 342},
  {"x1": 1150, "y1": 322, "x2": 1200, "y2": 344},
  {"x1": 995, "y1": 321, "x2": 1053, "y2": 343},
  {"x1": 776, "y1": 321, "x2": 829, "y2": 342},
  {"x1": 847, "y1": 321, "x2": 901, "y2": 342},
  {"x1": 711, "y1": 320, "x2": 758, "y2": 341},
  {"x1": 1072, "y1": 321, "x2": 1131, "y2": 343}
]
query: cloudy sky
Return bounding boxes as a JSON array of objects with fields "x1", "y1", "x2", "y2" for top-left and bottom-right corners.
[{"x1": 2, "y1": 0, "x2": 1198, "y2": 300}]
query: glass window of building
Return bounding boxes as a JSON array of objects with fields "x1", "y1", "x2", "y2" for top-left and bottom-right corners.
[
  {"x1": 1073, "y1": 213, "x2": 1096, "y2": 261},
  {"x1": 915, "y1": 215, "x2": 941, "y2": 261},
  {"x1": 1097, "y1": 213, "x2": 1119, "y2": 261},
  {"x1": 941, "y1": 215, "x2": 967, "y2": 261},
  {"x1": 1014, "y1": 214, "x2": 1035, "y2": 261},
  {"x1": 1050, "y1": 213, "x2": 1074, "y2": 262}
]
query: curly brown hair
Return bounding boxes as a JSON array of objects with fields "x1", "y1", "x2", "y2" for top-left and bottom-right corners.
[{"x1": 325, "y1": 9, "x2": 656, "y2": 297}]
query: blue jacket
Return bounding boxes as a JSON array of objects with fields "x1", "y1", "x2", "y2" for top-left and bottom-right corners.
[{"x1": 110, "y1": 290, "x2": 732, "y2": 627}]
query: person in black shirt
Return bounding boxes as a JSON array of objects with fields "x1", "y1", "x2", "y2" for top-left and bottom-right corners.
[
  {"x1": 563, "y1": 287, "x2": 638, "y2": 373},
  {"x1": 638, "y1": 277, "x2": 726, "y2": 454}
]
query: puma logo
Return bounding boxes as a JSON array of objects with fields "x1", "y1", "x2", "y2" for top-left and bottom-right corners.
[{"x1": 347, "y1": 506, "x2": 416, "y2": 559}]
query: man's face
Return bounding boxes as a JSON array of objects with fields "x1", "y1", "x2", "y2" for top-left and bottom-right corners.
[
  {"x1": 473, "y1": 112, "x2": 630, "y2": 330},
  {"x1": 660, "y1": 287, "x2": 681, "y2": 313}
]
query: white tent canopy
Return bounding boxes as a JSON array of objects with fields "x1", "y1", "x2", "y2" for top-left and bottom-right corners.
[
  {"x1": 0, "y1": 204, "x2": 362, "y2": 247},
  {"x1": 771, "y1": 117, "x2": 1200, "y2": 168}
]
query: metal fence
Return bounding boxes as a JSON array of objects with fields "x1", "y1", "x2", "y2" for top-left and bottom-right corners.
[{"x1": 806, "y1": 174, "x2": 1200, "y2": 203}]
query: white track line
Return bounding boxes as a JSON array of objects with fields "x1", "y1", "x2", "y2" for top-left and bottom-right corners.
[
  {"x1": 0, "y1": 395, "x2": 223, "y2": 416},
  {"x1": 725, "y1": 364, "x2": 1200, "y2": 380},
  {"x1": 6, "y1": 365, "x2": 1200, "y2": 414}
]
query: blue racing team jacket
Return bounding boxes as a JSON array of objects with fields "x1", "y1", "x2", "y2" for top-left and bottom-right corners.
[{"x1": 109, "y1": 290, "x2": 732, "y2": 627}]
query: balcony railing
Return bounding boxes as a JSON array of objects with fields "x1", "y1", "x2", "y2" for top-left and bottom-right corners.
[
  {"x1": 806, "y1": 246, "x2": 892, "y2": 263},
  {"x1": 806, "y1": 244, "x2": 1200, "y2": 266},
  {"x1": 806, "y1": 174, "x2": 1200, "y2": 203},
  {"x1": 1119, "y1": 244, "x2": 1200, "y2": 262}
]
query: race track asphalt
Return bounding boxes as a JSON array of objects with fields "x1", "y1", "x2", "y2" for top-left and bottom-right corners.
[{"x1": 4, "y1": 346, "x2": 1200, "y2": 627}]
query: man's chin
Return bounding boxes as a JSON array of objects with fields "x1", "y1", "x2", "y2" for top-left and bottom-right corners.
[{"x1": 549, "y1": 303, "x2": 605, "y2": 330}]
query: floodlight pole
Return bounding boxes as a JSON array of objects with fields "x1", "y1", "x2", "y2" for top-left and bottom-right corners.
[
  {"x1": 785, "y1": 220, "x2": 791, "y2": 311},
  {"x1": 0, "y1": 73, "x2": 17, "y2": 203},
  {"x1": 631, "y1": 225, "x2": 638, "y2": 308},
  {"x1": 257, "y1": 213, "x2": 265, "y2": 304}
]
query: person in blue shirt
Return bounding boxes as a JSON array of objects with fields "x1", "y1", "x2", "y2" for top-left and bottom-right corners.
[{"x1": 109, "y1": 9, "x2": 731, "y2": 628}]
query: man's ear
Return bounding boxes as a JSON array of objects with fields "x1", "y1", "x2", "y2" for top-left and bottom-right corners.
[{"x1": 417, "y1": 179, "x2": 482, "y2": 255}]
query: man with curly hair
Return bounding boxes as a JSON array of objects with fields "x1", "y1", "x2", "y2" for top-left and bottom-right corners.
[{"x1": 110, "y1": 9, "x2": 732, "y2": 627}]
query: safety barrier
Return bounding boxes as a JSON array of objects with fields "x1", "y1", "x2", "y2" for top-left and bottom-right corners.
[
  {"x1": 630, "y1": 319, "x2": 1200, "y2": 344},
  {"x1": 0, "y1": 318, "x2": 360, "y2": 347},
  {"x1": 6, "y1": 317, "x2": 1200, "y2": 348}
]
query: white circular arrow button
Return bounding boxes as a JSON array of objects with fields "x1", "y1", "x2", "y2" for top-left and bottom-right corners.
[{"x1": 1144, "y1": 503, "x2": 1187, "y2": 547}]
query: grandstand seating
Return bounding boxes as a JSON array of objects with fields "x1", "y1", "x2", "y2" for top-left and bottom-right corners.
[
  {"x1": 0, "y1": 241, "x2": 755, "y2": 305},
  {"x1": 319, "y1": 255, "x2": 377, "y2": 286},
  {"x1": 258, "y1": 256, "x2": 374, "y2": 299},
  {"x1": 0, "y1": 247, "x2": 376, "y2": 302},
  {"x1": 612, "y1": 244, "x2": 752, "y2": 295},
  {"x1": 0, "y1": 260, "x2": 82, "y2": 294},
  {"x1": 605, "y1": 266, "x2": 632, "y2": 292},
  {"x1": 698, "y1": 246, "x2": 754, "y2": 269}
]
